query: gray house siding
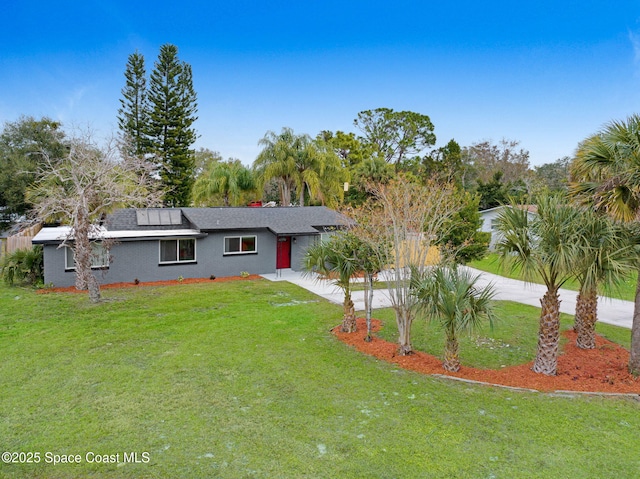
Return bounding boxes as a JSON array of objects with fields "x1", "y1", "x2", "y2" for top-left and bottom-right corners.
[
  {"x1": 106, "y1": 239, "x2": 210, "y2": 284},
  {"x1": 42, "y1": 244, "x2": 69, "y2": 286},
  {"x1": 208, "y1": 229, "x2": 278, "y2": 277},
  {"x1": 42, "y1": 230, "x2": 314, "y2": 288},
  {"x1": 290, "y1": 234, "x2": 316, "y2": 271},
  {"x1": 42, "y1": 240, "x2": 208, "y2": 287}
]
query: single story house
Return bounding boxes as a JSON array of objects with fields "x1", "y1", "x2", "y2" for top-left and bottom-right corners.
[
  {"x1": 32, "y1": 206, "x2": 348, "y2": 288},
  {"x1": 479, "y1": 205, "x2": 537, "y2": 250}
]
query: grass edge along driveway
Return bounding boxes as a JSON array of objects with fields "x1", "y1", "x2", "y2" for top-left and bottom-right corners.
[{"x1": 469, "y1": 253, "x2": 638, "y2": 302}]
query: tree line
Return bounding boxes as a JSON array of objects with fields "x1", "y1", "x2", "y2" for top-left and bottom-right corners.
[
  {"x1": 0, "y1": 113, "x2": 568, "y2": 225},
  {"x1": 0, "y1": 45, "x2": 567, "y2": 226},
  {"x1": 1, "y1": 43, "x2": 570, "y2": 226}
]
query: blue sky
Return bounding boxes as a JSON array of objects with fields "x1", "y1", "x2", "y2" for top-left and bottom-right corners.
[{"x1": 2, "y1": 1, "x2": 640, "y2": 166}]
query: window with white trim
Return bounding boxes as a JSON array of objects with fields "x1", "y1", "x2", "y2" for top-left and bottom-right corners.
[
  {"x1": 65, "y1": 243, "x2": 110, "y2": 270},
  {"x1": 159, "y1": 238, "x2": 196, "y2": 264},
  {"x1": 224, "y1": 235, "x2": 257, "y2": 255},
  {"x1": 319, "y1": 233, "x2": 333, "y2": 243}
]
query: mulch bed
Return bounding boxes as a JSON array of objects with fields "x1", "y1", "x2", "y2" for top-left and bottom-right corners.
[
  {"x1": 36, "y1": 275, "x2": 262, "y2": 294},
  {"x1": 334, "y1": 318, "x2": 640, "y2": 394}
]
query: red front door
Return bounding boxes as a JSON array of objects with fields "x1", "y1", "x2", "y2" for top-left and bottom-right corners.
[{"x1": 276, "y1": 236, "x2": 291, "y2": 269}]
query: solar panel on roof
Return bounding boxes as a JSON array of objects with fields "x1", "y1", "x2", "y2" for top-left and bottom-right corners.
[
  {"x1": 159, "y1": 210, "x2": 171, "y2": 225},
  {"x1": 148, "y1": 210, "x2": 161, "y2": 225},
  {"x1": 136, "y1": 210, "x2": 150, "y2": 225},
  {"x1": 169, "y1": 209, "x2": 181, "y2": 225},
  {"x1": 136, "y1": 209, "x2": 182, "y2": 226}
]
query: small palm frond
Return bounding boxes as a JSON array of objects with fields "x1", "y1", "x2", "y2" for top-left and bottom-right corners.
[
  {"x1": 301, "y1": 234, "x2": 362, "y2": 292},
  {"x1": 596, "y1": 184, "x2": 639, "y2": 222},
  {"x1": 302, "y1": 241, "x2": 332, "y2": 278},
  {"x1": 568, "y1": 181, "x2": 600, "y2": 205},
  {"x1": 495, "y1": 196, "x2": 584, "y2": 290},
  {"x1": 571, "y1": 114, "x2": 640, "y2": 224},
  {"x1": 494, "y1": 204, "x2": 536, "y2": 280},
  {"x1": 572, "y1": 207, "x2": 635, "y2": 294},
  {"x1": 413, "y1": 266, "x2": 496, "y2": 335}
]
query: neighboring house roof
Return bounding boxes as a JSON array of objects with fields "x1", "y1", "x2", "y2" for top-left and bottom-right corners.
[
  {"x1": 33, "y1": 206, "x2": 349, "y2": 244},
  {"x1": 479, "y1": 205, "x2": 537, "y2": 215}
]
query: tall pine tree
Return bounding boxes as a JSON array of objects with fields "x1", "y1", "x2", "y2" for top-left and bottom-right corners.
[
  {"x1": 117, "y1": 51, "x2": 148, "y2": 157},
  {"x1": 147, "y1": 44, "x2": 198, "y2": 206}
]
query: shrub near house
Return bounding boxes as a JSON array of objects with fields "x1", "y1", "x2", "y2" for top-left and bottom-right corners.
[{"x1": 0, "y1": 246, "x2": 43, "y2": 286}]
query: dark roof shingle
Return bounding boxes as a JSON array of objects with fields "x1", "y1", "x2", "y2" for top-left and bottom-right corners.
[
  {"x1": 182, "y1": 206, "x2": 348, "y2": 234},
  {"x1": 105, "y1": 206, "x2": 348, "y2": 235}
]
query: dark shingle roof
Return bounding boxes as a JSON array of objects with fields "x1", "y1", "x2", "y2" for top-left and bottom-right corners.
[
  {"x1": 105, "y1": 206, "x2": 348, "y2": 235},
  {"x1": 182, "y1": 206, "x2": 348, "y2": 234}
]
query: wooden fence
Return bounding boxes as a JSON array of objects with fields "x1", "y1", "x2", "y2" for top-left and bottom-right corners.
[{"x1": 6, "y1": 224, "x2": 42, "y2": 255}]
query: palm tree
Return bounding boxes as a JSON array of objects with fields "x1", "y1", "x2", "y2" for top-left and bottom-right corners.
[
  {"x1": 570, "y1": 114, "x2": 640, "y2": 373},
  {"x1": 254, "y1": 128, "x2": 298, "y2": 206},
  {"x1": 254, "y1": 128, "x2": 345, "y2": 206},
  {"x1": 192, "y1": 159, "x2": 255, "y2": 206},
  {"x1": 495, "y1": 196, "x2": 582, "y2": 375},
  {"x1": 571, "y1": 208, "x2": 632, "y2": 349},
  {"x1": 302, "y1": 234, "x2": 361, "y2": 333},
  {"x1": 345, "y1": 157, "x2": 395, "y2": 205},
  {"x1": 306, "y1": 137, "x2": 346, "y2": 208},
  {"x1": 0, "y1": 246, "x2": 43, "y2": 286},
  {"x1": 412, "y1": 266, "x2": 496, "y2": 372}
]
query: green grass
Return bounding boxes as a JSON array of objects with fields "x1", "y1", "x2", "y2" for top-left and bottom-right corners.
[
  {"x1": 469, "y1": 253, "x2": 638, "y2": 302},
  {"x1": 350, "y1": 279, "x2": 398, "y2": 292},
  {"x1": 1, "y1": 281, "x2": 639, "y2": 478}
]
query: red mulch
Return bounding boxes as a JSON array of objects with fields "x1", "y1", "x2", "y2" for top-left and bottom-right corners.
[
  {"x1": 334, "y1": 318, "x2": 640, "y2": 394},
  {"x1": 36, "y1": 275, "x2": 262, "y2": 294}
]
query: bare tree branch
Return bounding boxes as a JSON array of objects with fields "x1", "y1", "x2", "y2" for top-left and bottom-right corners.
[
  {"x1": 350, "y1": 176, "x2": 461, "y2": 355},
  {"x1": 28, "y1": 130, "x2": 161, "y2": 302}
]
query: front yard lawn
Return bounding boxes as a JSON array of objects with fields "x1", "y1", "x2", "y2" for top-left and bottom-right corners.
[{"x1": 0, "y1": 281, "x2": 639, "y2": 478}]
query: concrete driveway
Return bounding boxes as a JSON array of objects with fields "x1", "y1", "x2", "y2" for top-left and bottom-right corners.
[{"x1": 261, "y1": 267, "x2": 633, "y2": 329}]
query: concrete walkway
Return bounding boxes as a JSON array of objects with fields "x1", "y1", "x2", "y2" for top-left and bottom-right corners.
[
  {"x1": 463, "y1": 267, "x2": 634, "y2": 330},
  {"x1": 261, "y1": 269, "x2": 393, "y2": 311},
  {"x1": 261, "y1": 268, "x2": 634, "y2": 330}
]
